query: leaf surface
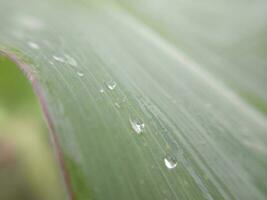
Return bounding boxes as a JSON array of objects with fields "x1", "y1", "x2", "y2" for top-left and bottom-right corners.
[{"x1": 0, "y1": 1, "x2": 267, "y2": 200}]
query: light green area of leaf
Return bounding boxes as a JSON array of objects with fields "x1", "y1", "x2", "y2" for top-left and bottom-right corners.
[
  {"x1": 0, "y1": 0, "x2": 267, "y2": 200},
  {"x1": 117, "y1": 0, "x2": 267, "y2": 115}
]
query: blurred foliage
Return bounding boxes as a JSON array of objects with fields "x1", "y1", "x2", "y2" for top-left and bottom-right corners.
[
  {"x1": 0, "y1": 56, "x2": 33, "y2": 110},
  {"x1": 0, "y1": 56, "x2": 65, "y2": 200}
]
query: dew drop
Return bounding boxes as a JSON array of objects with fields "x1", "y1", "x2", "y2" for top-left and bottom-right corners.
[
  {"x1": 77, "y1": 72, "x2": 84, "y2": 77},
  {"x1": 52, "y1": 54, "x2": 77, "y2": 67},
  {"x1": 64, "y1": 54, "x2": 77, "y2": 67},
  {"x1": 114, "y1": 102, "x2": 120, "y2": 108},
  {"x1": 106, "y1": 80, "x2": 117, "y2": 90},
  {"x1": 100, "y1": 88, "x2": 105, "y2": 93},
  {"x1": 53, "y1": 55, "x2": 65, "y2": 63},
  {"x1": 164, "y1": 156, "x2": 177, "y2": 169},
  {"x1": 130, "y1": 118, "x2": 145, "y2": 134},
  {"x1": 27, "y1": 41, "x2": 40, "y2": 49}
]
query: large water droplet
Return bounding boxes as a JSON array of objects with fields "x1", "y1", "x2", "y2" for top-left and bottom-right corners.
[
  {"x1": 130, "y1": 118, "x2": 145, "y2": 134},
  {"x1": 77, "y1": 72, "x2": 84, "y2": 77},
  {"x1": 27, "y1": 41, "x2": 40, "y2": 49},
  {"x1": 106, "y1": 80, "x2": 117, "y2": 90},
  {"x1": 164, "y1": 156, "x2": 177, "y2": 169}
]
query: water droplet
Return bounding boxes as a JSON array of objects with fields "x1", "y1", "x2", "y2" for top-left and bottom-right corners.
[
  {"x1": 77, "y1": 72, "x2": 84, "y2": 77},
  {"x1": 52, "y1": 54, "x2": 77, "y2": 67},
  {"x1": 164, "y1": 156, "x2": 177, "y2": 169},
  {"x1": 100, "y1": 88, "x2": 105, "y2": 93},
  {"x1": 64, "y1": 54, "x2": 77, "y2": 67},
  {"x1": 106, "y1": 80, "x2": 117, "y2": 90},
  {"x1": 53, "y1": 55, "x2": 65, "y2": 63},
  {"x1": 114, "y1": 102, "x2": 120, "y2": 108},
  {"x1": 27, "y1": 41, "x2": 40, "y2": 49},
  {"x1": 129, "y1": 118, "x2": 145, "y2": 134}
]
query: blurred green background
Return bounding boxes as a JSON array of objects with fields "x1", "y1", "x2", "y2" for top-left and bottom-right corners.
[{"x1": 0, "y1": 56, "x2": 65, "y2": 200}]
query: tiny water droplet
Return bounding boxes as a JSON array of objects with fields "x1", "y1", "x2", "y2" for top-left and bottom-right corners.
[
  {"x1": 164, "y1": 156, "x2": 177, "y2": 169},
  {"x1": 53, "y1": 55, "x2": 65, "y2": 63},
  {"x1": 106, "y1": 80, "x2": 117, "y2": 90},
  {"x1": 114, "y1": 97, "x2": 127, "y2": 109},
  {"x1": 64, "y1": 54, "x2": 77, "y2": 67},
  {"x1": 77, "y1": 72, "x2": 84, "y2": 77},
  {"x1": 130, "y1": 118, "x2": 145, "y2": 134},
  {"x1": 27, "y1": 41, "x2": 40, "y2": 49},
  {"x1": 114, "y1": 102, "x2": 120, "y2": 108},
  {"x1": 100, "y1": 88, "x2": 105, "y2": 93}
]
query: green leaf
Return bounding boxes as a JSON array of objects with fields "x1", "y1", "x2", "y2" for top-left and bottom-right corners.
[{"x1": 1, "y1": 0, "x2": 267, "y2": 200}]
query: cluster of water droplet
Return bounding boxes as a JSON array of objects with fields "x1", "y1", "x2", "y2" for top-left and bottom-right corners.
[
  {"x1": 25, "y1": 37, "x2": 178, "y2": 171},
  {"x1": 129, "y1": 118, "x2": 145, "y2": 134},
  {"x1": 52, "y1": 54, "x2": 77, "y2": 67},
  {"x1": 26, "y1": 39, "x2": 86, "y2": 78}
]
